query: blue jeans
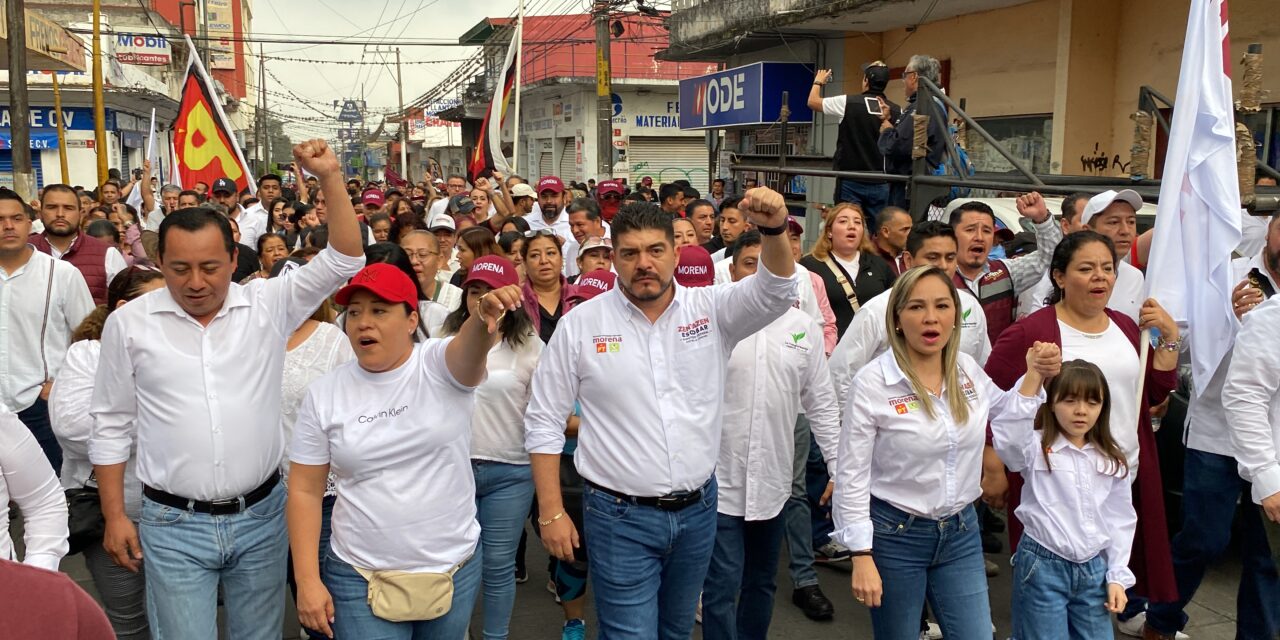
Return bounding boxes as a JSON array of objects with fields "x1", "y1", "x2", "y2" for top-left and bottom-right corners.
[
  {"x1": 1147, "y1": 448, "x2": 1280, "y2": 638},
  {"x1": 837, "y1": 179, "x2": 890, "y2": 225},
  {"x1": 324, "y1": 547, "x2": 482, "y2": 639},
  {"x1": 289, "y1": 494, "x2": 337, "y2": 640},
  {"x1": 584, "y1": 477, "x2": 718, "y2": 640},
  {"x1": 702, "y1": 512, "x2": 785, "y2": 640},
  {"x1": 1011, "y1": 536, "x2": 1113, "y2": 640},
  {"x1": 869, "y1": 497, "x2": 991, "y2": 640},
  {"x1": 17, "y1": 397, "x2": 61, "y2": 475},
  {"x1": 472, "y1": 460, "x2": 535, "y2": 640},
  {"x1": 806, "y1": 431, "x2": 834, "y2": 548},
  {"x1": 139, "y1": 481, "x2": 288, "y2": 639},
  {"x1": 784, "y1": 416, "x2": 819, "y2": 589}
]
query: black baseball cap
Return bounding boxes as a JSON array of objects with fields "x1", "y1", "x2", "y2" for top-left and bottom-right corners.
[
  {"x1": 212, "y1": 177, "x2": 237, "y2": 194},
  {"x1": 862, "y1": 61, "x2": 890, "y2": 92}
]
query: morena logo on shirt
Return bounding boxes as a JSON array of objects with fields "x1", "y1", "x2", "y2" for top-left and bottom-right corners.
[
  {"x1": 592, "y1": 334, "x2": 622, "y2": 354},
  {"x1": 677, "y1": 317, "x2": 711, "y2": 344},
  {"x1": 888, "y1": 393, "x2": 922, "y2": 415},
  {"x1": 357, "y1": 404, "x2": 409, "y2": 424}
]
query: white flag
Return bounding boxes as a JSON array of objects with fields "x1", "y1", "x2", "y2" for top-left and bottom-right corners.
[
  {"x1": 125, "y1": 108, "x2": 158, "y2": 213},
  {"x1": 1143, "y1": 0, "x2": 1242, "y2": 394}
]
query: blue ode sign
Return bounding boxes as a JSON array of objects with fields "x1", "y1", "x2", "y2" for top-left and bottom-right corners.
[{"x1": 678, "y1": 62, "x2": 815, "y2": 130}]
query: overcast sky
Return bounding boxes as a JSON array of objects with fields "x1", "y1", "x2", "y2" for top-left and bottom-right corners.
[{"x1": 253, "y1": 0, "x2": 512, "y2": 142}]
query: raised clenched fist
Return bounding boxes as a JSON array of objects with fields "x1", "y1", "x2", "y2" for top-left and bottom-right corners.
[{"x1": 293, "y1": 139, "x2": 340, "y2": 179}]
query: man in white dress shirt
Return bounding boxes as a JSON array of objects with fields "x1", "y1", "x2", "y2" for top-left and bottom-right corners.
[
  {"x1": 701, "y1": 231, "x2": 841, "y2": 640},
  {"x1": 89, "y1": 140, "x2": 365, "y2": 639},
  {"x1": 525, "y1": 190, "x2": 798, "y2": 639},
  {"x1": 529, "y1": 176, "x2": 573, "y2": 243},
  {"x1": 0, "y1": 188, "x2": 95, "y2": 471}
]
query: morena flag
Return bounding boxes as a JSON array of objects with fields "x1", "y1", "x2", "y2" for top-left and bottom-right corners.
[
  {"x1": 468, "y1": 23, "x2": 519, "y2": 183},
  {"x1": 172, "y1": 36, "x2": 255, "y2": 195}
]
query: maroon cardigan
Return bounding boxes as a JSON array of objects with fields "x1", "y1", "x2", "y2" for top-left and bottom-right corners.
[{"x1": 984, "y1": 305, "x2": 1177, "y2": 602}]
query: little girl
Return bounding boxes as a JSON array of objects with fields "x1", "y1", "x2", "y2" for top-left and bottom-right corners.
[{"x1": 991, "y1": 357, "x2": 1135, "y2": 639}]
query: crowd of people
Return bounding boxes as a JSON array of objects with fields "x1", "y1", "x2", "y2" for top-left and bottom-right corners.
[{"x1": 0, "y1": 78, "x2": 1277, "y2": 640}]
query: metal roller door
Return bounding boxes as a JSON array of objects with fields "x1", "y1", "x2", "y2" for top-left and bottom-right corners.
[
  {"x1": 558, "y1": 138, "x2": 577, "y2": 182},
  {"x1": 627, "y1": 136, "x2": 708, "y2": 192},
  {"x1": 0, "y1": 150, "x2": 45, "y2": 190},
  {"x1": 537, "y1": 151, "x2": 553, "y2": 180}
]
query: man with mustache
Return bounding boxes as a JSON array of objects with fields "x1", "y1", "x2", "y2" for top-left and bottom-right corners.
[
  {"x1": 950, "y1": 194, "x2": 1059, "y2": 344},
  {"x1": 526, "y1": 189, "x2": 799, "y2": 640}
]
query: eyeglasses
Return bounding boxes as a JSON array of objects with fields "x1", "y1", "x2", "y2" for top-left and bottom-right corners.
[
  {"x1": 407, "y1": 250, "x2": 439, "y2": 260},
  {"x1": 524, "y1": 228, "x2": 559, "y2": 239},
  {"x1": 600, "y1": 193, "x2": 621, "y2": 201}
]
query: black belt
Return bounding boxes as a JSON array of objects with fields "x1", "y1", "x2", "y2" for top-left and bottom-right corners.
[
  {"x1": 584, "y1": 478, "x2": 709, "y2": 512},
  {"x1": 143, "y1": 472, "x2": 280, "y2": 515}
]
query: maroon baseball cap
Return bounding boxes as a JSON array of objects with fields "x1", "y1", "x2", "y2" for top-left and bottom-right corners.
[
  {"x1": 596, "y1": 180, "x2": 624, "y2": 197},
  {"x1": 462, "y1": 255, "x2": 518, "y2": 290},
  {"x1": 640, "y1": 176, "x2": 653, "y2": 186},
  {"x1": 569, "y1": 270, "x2": 617, "y2": 303},
  {"x1": 786, "y1": 215, "x2": 804, "y2": 236},
  {"x1": 675, "y1": 245, "x2": 715, "y2": 288},
  {"x1": 335, "y1": 263, "x2": 418, "y2": 307},
  {"x1": 362, "y1": 190, "x2": 385, "y2": 207},
  {"x1": 537, "y1": 176, "x2": 565, "y2": 194}
]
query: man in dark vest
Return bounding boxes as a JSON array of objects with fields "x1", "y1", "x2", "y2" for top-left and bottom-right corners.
[
  {"x1": 808, "y1": 61, "x2": 900, "y2": 221},
  {"x1": 949, "y1": 196, "x2": 1061, "y2": 344},
  {"x1": 30, "y1": 184, "x2": 128, "y2": 305}
]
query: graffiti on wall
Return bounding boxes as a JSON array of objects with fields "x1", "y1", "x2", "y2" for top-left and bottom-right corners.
[{"x1": 1081, "y1": 143, "x2": 1130, "y2": 175}]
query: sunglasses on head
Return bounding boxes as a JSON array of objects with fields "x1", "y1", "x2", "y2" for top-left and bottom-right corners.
[{"x1": 524, "y1": 228, "x2": 558, "y2": 239}]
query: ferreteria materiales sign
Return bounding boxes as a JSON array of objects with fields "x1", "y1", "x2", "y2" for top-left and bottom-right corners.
[{"x1": 116, "y1": 34, "x2": 172, "y2": 66}]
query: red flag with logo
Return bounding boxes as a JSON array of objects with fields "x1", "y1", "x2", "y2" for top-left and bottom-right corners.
[
  {"x1": 172, "y1": 36, "x2": 255, "y2": 195},
  {"x1": 468, "y1": 25, "x2": 519, "y2": 182},
  {"x1": 384, "y1": 166, "x2": 409, "y2": 189}
]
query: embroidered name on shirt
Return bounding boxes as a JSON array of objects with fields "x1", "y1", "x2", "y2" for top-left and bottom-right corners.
[
  {"x1": 960, "y1": 372, "x2": 978, "y2": 402},
  {"x1": 358, "y1": 405, "x2": 409, "y2": 423},
  {"x1": 888, "y1": 393, "x2": 922, "y2": 414},
  {"x1": 677, "y1": 317, "x2": 711, "y2": 344},
  {"x1": 592, "y1": 334, "x2": 622, "y2": 353}
]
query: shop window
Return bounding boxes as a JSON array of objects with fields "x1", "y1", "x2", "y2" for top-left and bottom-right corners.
[{"x1": 964, "y1": 115, "x2": 1053, "y2": 175}]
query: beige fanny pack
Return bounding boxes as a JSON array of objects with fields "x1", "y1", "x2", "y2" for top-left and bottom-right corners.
[{"x1": 354, "y1": 557, "x2": 469, "y2": 622}]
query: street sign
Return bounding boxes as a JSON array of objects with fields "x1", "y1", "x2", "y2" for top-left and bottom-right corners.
[
  {"x1": 338, "y1": 100, "x2": 363, "y2": 124},
  {"x1": 678, "y1": 62, "x2": 815, "y2": 130}
]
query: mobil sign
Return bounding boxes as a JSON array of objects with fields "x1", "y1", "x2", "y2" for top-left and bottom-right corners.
[
  {"x1": 116, "y1": 34, "x2": 172, "y2": 66},
  {"x1": 678, "y1": 62, "x2": 815, "y2": 130}
]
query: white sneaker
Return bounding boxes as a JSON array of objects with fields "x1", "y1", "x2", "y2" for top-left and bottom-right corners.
[
  {"x1": 695, "y1": 593, "x2": 702, "y2": 624},
  {"x1": 919, "y1": 621, "x2": 943, "y2": 639}
]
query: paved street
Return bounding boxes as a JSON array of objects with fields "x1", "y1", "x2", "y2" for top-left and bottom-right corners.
[{"x1": 48, "y1": 518, "x2": 1249, "y2": 639}]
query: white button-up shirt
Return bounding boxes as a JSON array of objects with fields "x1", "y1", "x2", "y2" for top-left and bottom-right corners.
[
  {"x1": 991, "y1": 411, "x2": 1137, "y2": 588},
  {"x1": 525, "y1": 264, "x2": 799, "y2": 496},
  {"x1": 0, "y1": 249, "x2": 95, "y2": 412},
  {"x1": 718, "y1": 308, "x2": 840, "y2": 520},
  {"x1": 832, "y1": 351, "x2": 1042, "y2": 551},
  {"x1": 829, "y1": 287, "x2": 990, "y2": 415},
  {"x1": 235, "y1": 203, "x2": 269, "y2": 252},
  {"x1": 47, "y1": 235, "x2": 129, "y2": 287},
  {"x1": 1224, "y1": 296, "x2": 1280, "y2": 504},
  {"x1": 1184, "y1": 253, "x2": 1276, "y2": 457},
  {"x1": 0, "y1": 409, "x2": 69, "y2": 570},
  {"x1": 89, "y1": 246, "x2": 365, "y2": 500},
  {"x1": 527, "y1": 209, "x2": 572, "y2": 245}
]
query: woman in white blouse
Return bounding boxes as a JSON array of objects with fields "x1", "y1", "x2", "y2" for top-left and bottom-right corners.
[
  {"x1": 831, "y1": 266, "x2": 1059, "y2": 639},
  {"x1": 287, "y1": 262, "x2": 522, "y2": 639},
  {"x1": 441, "y1": 255, "x2": 542, "y2": 640},
  {"x1": 50, "y1": 265, "x2": 163, "y2": 639}
]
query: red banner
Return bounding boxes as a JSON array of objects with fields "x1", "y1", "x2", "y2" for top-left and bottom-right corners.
[{"x1": 172, "y1": 43, "x2": 254, "y2": 195}]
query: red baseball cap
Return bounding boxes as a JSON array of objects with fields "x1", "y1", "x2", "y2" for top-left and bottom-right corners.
[
  {"x1": 537, "y1": 176, "x2": 565, "y2": 194},
  {"x1": 570, "y1": 270, "x2": 617, "y2": 303},
  {"x1": 462, "y1": 255, "x2": 518, "y2": 290},
  {"x1": 675, "y1": 245, "x2": 715, "y2": 288},
  {"x1": 596, "y1": 180, "x2": 624, "y2": 197},
  {"x1": 362, "y1": 190, "x2": 385, "y2": 207},
  {"x1": 786, "y1": 215, "x2": 804, "y2": 236},
  {"x1": 335, "y1": 263, "x2": 418, "y2": 307}
]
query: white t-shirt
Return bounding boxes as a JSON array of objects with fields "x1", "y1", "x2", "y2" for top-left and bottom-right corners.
[
  {"x1": 467, "y1": 332, "x2": 544, "y2": 464},
  {"x1": 291, "y1": 340, "x2": 480, "y2": 572},
  {"x1": 1059, "y1": 320, "x2": 1141, "y2": 473},
  {"x1": 280, "y1": 322, "x2": 353, "y2": 490}
]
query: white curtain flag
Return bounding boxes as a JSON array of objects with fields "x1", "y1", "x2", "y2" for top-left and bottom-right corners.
[
  {"x1": 1143, "y1": 0, "x2": 1242, "y2": 395},
  {"x1": 124, "y1": 109, "x2": 158, "y2": 212}
]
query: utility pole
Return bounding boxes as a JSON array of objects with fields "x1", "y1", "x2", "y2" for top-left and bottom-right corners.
[
  {"x1": 395, "y1": 48, "x2": 407, "y2": 183},
  {"x1": 593, "y1": 0, "x2": 613, "y2": 180},
  {"x1": 199, "y1": 0, "x2": 211, "y2": 73},
  {"x1": 256, "y1": 43, "x2": 265, "y2": 173},
  {"x1": 6, "y1": 0, "x2": 34, "y2": 199},
  {"x1": 52, "y1": 73, "x2": 70, "y2": 183},
  {"x1": 92, "y1": 0, "x2": 108, "y2": 185}
]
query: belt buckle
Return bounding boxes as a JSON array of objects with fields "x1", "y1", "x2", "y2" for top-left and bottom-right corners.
[{"x1": 208, "y1": 497, "x2": 243, "y2": 513}]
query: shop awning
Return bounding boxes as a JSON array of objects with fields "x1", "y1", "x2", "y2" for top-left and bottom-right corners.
[
  {"x1": 0, "y1": 4, "x2": 87, "y2": 72},
  {"x1": 0, "y1": 128, "x2": 61, "y2": 150}
]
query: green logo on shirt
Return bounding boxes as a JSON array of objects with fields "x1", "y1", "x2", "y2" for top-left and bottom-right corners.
[
  {"x1": 790, "y1": 331, "x2": 806, "y2": 345},
  {"x1": 962, "y1": 308, "x2": 972, "y2": 321}
]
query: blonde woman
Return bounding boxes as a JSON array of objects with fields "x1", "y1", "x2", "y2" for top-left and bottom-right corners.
[
  {"x1": 832, "y1": 266, "x2": 1060, "y2": 638},
  {"x1": 800, "y1": 203, "x2": 895, "y2": 338}
]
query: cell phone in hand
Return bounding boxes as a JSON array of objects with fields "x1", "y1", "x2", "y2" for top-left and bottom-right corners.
[{"x1": 132, "y1": 168, "x2": 143, "y2": 180}]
